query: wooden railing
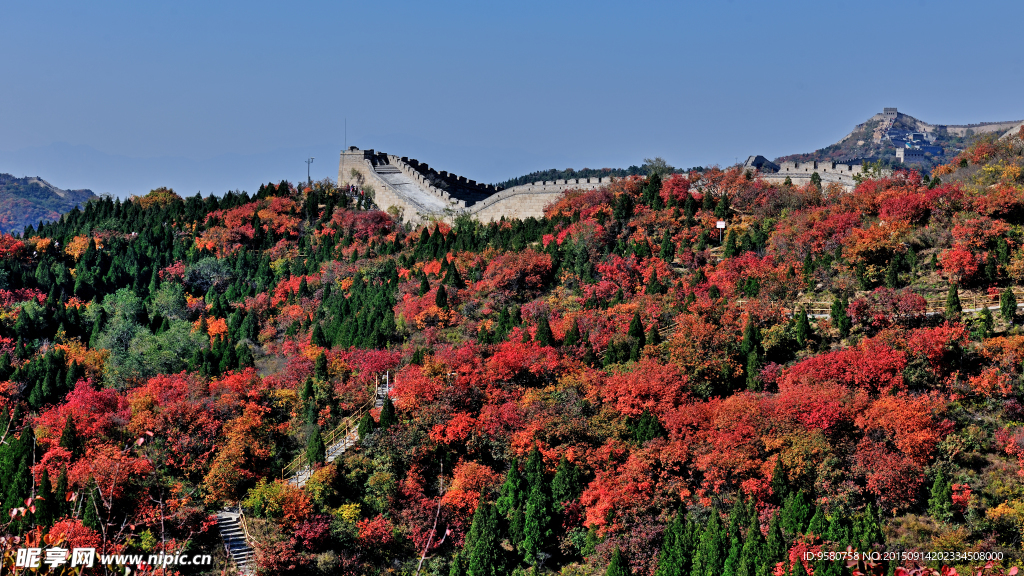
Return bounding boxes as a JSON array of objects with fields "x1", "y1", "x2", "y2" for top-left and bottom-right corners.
[
  {"x1": 787, "y1": 286, "x2": 1024, "y2": 318},
  {"x1": 281, "y1": 397, "x2": 374, "y2": 480},
  {"x1": 238, "y1": 506, "x2": 255, "y2": 546}
]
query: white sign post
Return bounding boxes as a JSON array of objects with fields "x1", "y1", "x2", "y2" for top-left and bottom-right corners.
[{"x1": 716, "y1": 220, "x2": 726, "y2": 243}]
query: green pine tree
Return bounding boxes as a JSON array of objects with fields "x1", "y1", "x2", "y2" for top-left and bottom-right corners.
[
  {"x1": 723, "y1": 230, "x2": 737, "y2": 258},
  {"x1": 497, "y1": 459, "x2": 527, "y2": 545},
  {"x1": 628, "y1": 312, "x2": 646, "y2": 348},
  {"x1": 563, "y1": 320, "x2": 581, "y2": 347},
  {"x1": 1001, "y1": 287, "x2": 1017, "y2": 324},
  {"x1": 736, "y1": 512, "x2": 764, "y2": 576},
  {"x1": 715, "y1": 194, "x2": 730, "y2": 219},
  {"x1": 825, "y1": 510, "x2": 850, "y2": 548},
  {"x1": 522, "y1": 480, "x2": 552, "y2": 565},
  {"x1": 740, "y1": 319, "x2": 760, "y2": 357},
  {"x1": 691, "y1": 509, "x2": 726, "y2": 576},
  {"x1": 54, "y1": 467, "x2": 69, "y2": 519},
  {"x1": 807, "y1": 505, "x2": 827, "y2": 537},
  {"x1": 795, "y1": 308, "x2": 812, "y2": 347},
  {"x1": 757, "y1": 514, "x2": 785, "y2": 576},
  {"x1": 745, "y1": 351, "x2": 760, "y2": 391},
  {"x1": 781, "y1": 490, "x2": 812, "y2": 536},
  {"x1": 357, "y1": 412, "x2": 376, "y2": 440},
  {"x1": 59, "y1": 414, "x2": 83, "y2": 458},
  {"x1": 770, "y1": 459, "x2": 789, "y2": 503},
  {"x1": 852, "y1": 505, "x2": 884, "y2": 553},
  {"x1": 884, "y1": 255, "x2": 900, "y2": 288},
  {"x1": 810, "y1": 172, "x2": 822, "y2": 190},
  {"x1": 466, "y1": 500, "x2": 503, "y2": 576},
  {"x1": 655, "y1": 508, "x2": 691, "y2": 576},
  {"x1": 927, "y1": 469, "x2": 953, "y2": 522},
  {"x1": 722, "y1": 493, "x2": 749, "y2": 575},
  {"x1": 311, "y1": 323, "x2": 329, "y2": 348},
  {"x1": 660, "y1": 232, "x2": 676, "y2": 262},
  {"x1": 628, "y1": 410, "x2": 665, "y2": 443},
  {"x1": 551, "y1": 456, "x2": 581, "y2": 512},
  {"x1": 378, "y1": 397, "x2": 398, "y2": 428},
  {"x1": 35, "y1": 467, "x2": 53, "y2": 526},
  {"x1": 946, "y1": 284, "x2": 961, "y2": 321},
  {"x1": 82, "y1": 484, "x2": 101, "y2": 531},
  {"x1": 314, "y1": 352, "x2": 329, "y2": 381},
  {"x1": 436, "y1": 284, "x2": 449, "y2": 309},
  {"x1": 535, "y1": 316, "x2": 555, "y2": 347},
  {"x1": 975, "y1": 306, "x2": 994, "y2": 340},
  {"x1": 607, "y1": 547, "x2": 631, "y2": 576},
  {"x1": 306, "y1": 425, "x2": 326, "y2": 465},
  {"x1": 696, "y1": 230, "x2": 709, "y2": 251},
  {"x1": 831, "y1": 296, "x2": 851, "y2": 338}
]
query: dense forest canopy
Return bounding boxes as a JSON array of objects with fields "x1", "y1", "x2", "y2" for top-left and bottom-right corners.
[{"x1": 1, "y1": 132, "x2": 1024, "y2": 574}]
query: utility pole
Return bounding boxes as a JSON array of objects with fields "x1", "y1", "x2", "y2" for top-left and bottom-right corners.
[{"x1": 306, "y1": 157, "x2": 314, "y2": 187}]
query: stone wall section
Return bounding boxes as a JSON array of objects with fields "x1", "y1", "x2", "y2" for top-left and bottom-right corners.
[
  {"x1": 339, "y1": 146, "x2": 625, "y2": 223},
  {"x1": 338, "y1": 148, "x2": 448, "y2": 223},
  {"x1": 463, "y1": 177, "x2": 615, "y2": 221}
]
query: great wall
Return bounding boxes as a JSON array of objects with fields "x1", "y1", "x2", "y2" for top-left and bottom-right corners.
[
  {"x1": 338, "y1": 147, "x2": 615, "y2": 223},
  {"x1": 338, "y1": 109, "x2": 1024, "y2": 224}
]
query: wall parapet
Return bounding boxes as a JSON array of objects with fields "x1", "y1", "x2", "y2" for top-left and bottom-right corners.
[{"x1": 775, "y1": 160, "x2": 864, "y2": 177}]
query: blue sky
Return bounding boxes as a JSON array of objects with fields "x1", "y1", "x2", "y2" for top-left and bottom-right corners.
[{"x1": 1, "y1": 0, "x2": 1022, "y2": 197}]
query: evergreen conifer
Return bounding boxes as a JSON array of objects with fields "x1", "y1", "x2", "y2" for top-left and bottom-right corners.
[
  {"x1": 660, "y1": 232, "x2": 675, "y2": 261},
  {"x1": 691, "y1": 509, "x2": 726, "y2": 576},
  {"x1": 535, "y1": 316, "x2": 555, "y2": 347},
  {"x1": 563, "y1": 320, "x2": 581, "y2": 347},
  {"x1": 357, "y1": 412, "x2": 376, "y2": 440},
  {"x1": 1001, "y1": 287, "x2": 1017, "y2": 324},
  {"x1": 522, "y1": 479, "x2": 552, "y2": 565},
  {"x1": 928, "y1": 468, "x2": 953, "y2": 522},
  {"x1": 627, "y1": 312, "x2": 646, "y2": 348},
  {"x1": 436, "y1": 284, "x2": 448, "y2": 309},
  {"x1": 59, "y1": 414, "x2": 83, "y2": 458},
  {"x1": 551, "y1": 456, "x2": 580, "y2": 512},
  {"x1": 723, "y1": 229, "x2": 737, "y2": 258},
  {"x1": 757, "y1": 514, "x2": 785, "y2": 576},
  {"x1": 607, "y1": 547, "x2": 631, "y2": 576},
  {"x1": 496, "y1": 458, "x2": 526, "y2": 545},
  {"x1": 736, "y1": 512, "x2": 764, "y2": 576},
  {"x1": 36, "y1": 467, "x2": 53, "y2": 526},
  {"x1": 946, "y1": 284, "x2": 961, "y2": 320},
  {"x1": 465, "y1": 500, "x2": 503, "y2": 576},
  {"x1": 832, "y1": 296, "x2": 851, "y2": 338},
  {"x1": 379, "y1": 397, "x2": 398, "y2": 428},
  {"x1": 306, "y1": 425, "x2": 326, "y2": 465},
  {"x1": 795, "y1": 308, "x2": 812, "y2": 347}
]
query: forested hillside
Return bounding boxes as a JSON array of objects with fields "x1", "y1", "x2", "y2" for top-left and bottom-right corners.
[
  {"x1": 0, "y1": 174, "x2": 96, "y2": 235},
  {"x1": 2, "y1": 131, "x2": 1024, "y2": 575}
]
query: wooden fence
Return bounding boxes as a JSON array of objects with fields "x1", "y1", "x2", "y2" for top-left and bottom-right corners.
[{"x1": 281, "y1": 397, "x2": 374, "y2": 480}]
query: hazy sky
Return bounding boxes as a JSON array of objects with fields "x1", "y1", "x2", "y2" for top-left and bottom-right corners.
[{"x1": 2, "y1": 0, "x2": 1022, "y2": 197}]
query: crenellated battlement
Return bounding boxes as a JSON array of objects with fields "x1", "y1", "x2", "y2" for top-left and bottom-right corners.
[
  {"x1": 338, "y1": 145, "x2": 865, "y2": 224},
  {"x1": 338, "y1": 146, "x2": 624, "y2": 223},
  {"x1": 774, "y1": 161, "x2": 864, "y2": 176}
]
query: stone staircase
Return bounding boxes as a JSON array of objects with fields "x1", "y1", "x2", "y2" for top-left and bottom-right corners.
[
  {"x1": 217, "y1": 374, "x2": 393, "y2": 574},
  {"x1": 285, "y1": 373, "x2": 392, "y2": 488},
  {"x1": 216, "y1": 509, "x2": 255, "y2": 575}
]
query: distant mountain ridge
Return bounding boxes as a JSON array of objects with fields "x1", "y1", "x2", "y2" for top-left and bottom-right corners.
[
  {"x1": 0, "y1": 174, "x2": 96, "y2": 234},
  {"x1": 774, "y1": 107, "x2": 1023, "y2": 170}
]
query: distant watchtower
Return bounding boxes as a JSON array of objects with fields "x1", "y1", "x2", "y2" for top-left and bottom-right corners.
[{"x1": 883, "y1": 107, "x2": 898, "y2": 119}]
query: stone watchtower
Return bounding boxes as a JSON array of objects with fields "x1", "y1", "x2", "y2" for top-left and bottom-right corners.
[{"x1": 338, "y1": 146, "x2": 378, "y2": 188}]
